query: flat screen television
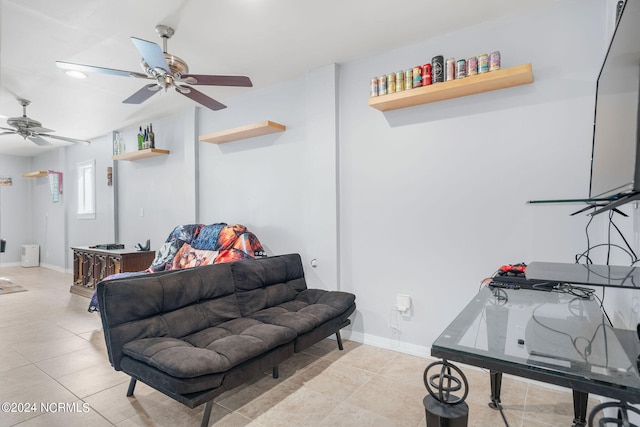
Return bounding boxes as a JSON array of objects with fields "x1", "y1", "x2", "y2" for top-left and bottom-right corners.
[{"x1": 589, "y1": 0, "x2": 640, "y2": 200}]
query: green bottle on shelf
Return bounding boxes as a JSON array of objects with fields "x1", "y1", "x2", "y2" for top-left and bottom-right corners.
[{"x1": 137, "y1": 127, "x2": 143, "y2": 150}]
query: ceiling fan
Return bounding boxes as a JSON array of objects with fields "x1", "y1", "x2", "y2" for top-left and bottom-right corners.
[
  {"x1": 0, "y1": 98, "x2": 90, "y2": 146},
  {"x1": 56, "y1": 25, "x2": 253, "y2": 111}
]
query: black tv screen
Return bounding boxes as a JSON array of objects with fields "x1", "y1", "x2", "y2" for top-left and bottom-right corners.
[{"x1": 589, "y1": 0, "x2": 640, "y2": 199}]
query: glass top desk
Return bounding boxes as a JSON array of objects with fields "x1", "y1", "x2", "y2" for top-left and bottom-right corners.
[{"x1": 431, "y1": 285, "x2": 640, "y2": 426}]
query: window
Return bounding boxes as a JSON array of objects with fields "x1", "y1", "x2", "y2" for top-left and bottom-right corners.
[{"x1": 77, "y1": 159, "x2": 95, "y2": 219}]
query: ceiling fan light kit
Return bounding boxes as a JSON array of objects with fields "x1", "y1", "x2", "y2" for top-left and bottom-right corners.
[
  {"x1": 64, "y1": 70, "x2": 87, "y2": 79},
  {"x1": 56, "y1": 25, "x2": 252, "y2": 111}
]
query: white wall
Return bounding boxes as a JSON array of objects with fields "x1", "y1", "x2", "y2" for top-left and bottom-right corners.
[
  {"x1": 0, "y1": 154, "x2": 30, "y2": 265},
  {"x1": 338, "y1": 0, "x2": 610, "y2": 353},
  {"x1": 115, "y1": 108, "x2": 198, "y2": 251},
  {"x1": 198, "y1": 65, "x2": 339, "y2": 290},
  {"x1": 27, "y1": 149, "x2": 67, "y2": 270},
  {"x1": 65, "y1": 132, "x2": 116, "y2": 269}
]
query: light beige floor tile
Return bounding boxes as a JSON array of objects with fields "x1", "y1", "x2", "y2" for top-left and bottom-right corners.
[
  {"x1": 0, "y1": 366, "x2": 80, "y2": 425},
  {"x1": 288, "y1": 358, "x2": 375, "y2": 401},
  {"x1": 35, "y1": 346, "x2": 107, "y2": 378},
  {"x1": 12, "y1": 333, "x2": 94, "y2": 363},
  {"x1": 0, "y1": 348, "x2": 31, "y2": 373},
  {"x1": 0, "y1": 321, "x2": 76, "y2": 347},
  {"x1": 84, "y1": 379, "x2": 170, "y2": 425},
  {"x1": 300, "y1": 337, "x2": 343, "y2": 358},
  {"x1": 240, "y1": 381, "x2": 341, "y2": 426},
  {"x1": 55, "y1": 360, "x2": 130, "y2": 398},
  {"x1": 267, "y1": 350, "x2": 321, "y2": 380},
  {"x1": 378, "y1": 352, "x2": 430, "y2": 392},
  {"x1": 326, "y1": 340, "x2": 400, "y2": 373},
  {"x1": 319, "y1": 401, "x2": 406, "y2": 426},
  {"x1": 346, "y1": 375, "x2": 425, "y2": 425},
  {"x1": 523, "y1": 383, "x2": 600, "y2": 426},
  {"x1": 216, "y1": 373, "x2": 284, "y2": 412},
  {"x1": 9, "y1": 400, "x2": 112, "y2": 427}
]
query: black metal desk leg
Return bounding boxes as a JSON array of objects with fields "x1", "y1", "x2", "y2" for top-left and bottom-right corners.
[
  {"x1": 489, "y1": 370, "x2": 503, "y2": 409},
  {"x1": 572, "y1": 390, "x2": 588, "y2": 427}
]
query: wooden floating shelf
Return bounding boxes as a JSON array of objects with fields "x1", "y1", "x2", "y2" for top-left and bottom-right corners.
[
  {"x1": 200, "y1": 120, "x2": 286, "y2": 145},
  {"x1": 112, "y1": 148, "x2": 170, "y2": 161},
  {"x1": 368, "y1": 63, "x2": 534, "y2": 112},
  {"x1": 23, "y1": 170, "x2": 48, "y2": 178}
]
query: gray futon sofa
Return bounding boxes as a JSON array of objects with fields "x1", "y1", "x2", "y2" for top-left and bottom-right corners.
[{"x1": 97, "y1": 253, "x2": 356, "y2": 426}]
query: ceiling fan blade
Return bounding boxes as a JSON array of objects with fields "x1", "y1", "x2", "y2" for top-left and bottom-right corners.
[
  {"x1": 28, "y1": 126, "x2": 55, "y2": 133},
  {"x1": 123, "y1": 84, "x2": 162, "y2": 104},
  {"x1": 0, "y1": 126, "x2": 17, "y2": 132},
  {"x1": 56, "y1": 61, "x2": 148, "y2": 79},
  {"x1": 0, "y1": 131, "x2": 16, "y2": 136},
  {"x1": 131, "y1": 37, "x2": 169, "y2": 73},
  {"x1": 180, "y1": 74, "x2": 253, "y2": 87},
  {"x1": 28, "y1": 135, "x2": 52, "y2": 146},
  {"x1": 44, "y1": 134, "x2": 91, "y2": 145},
  {"x1": 176, "y1": 86, "x2": 226, "y2": 111}
]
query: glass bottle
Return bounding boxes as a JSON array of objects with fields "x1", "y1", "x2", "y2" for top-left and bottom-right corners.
[
  {"x1": 149, "y1": 123, "x2": 155, "y2": 149},
  {"x1": 137, "y1": 127, "x2": 143, "y2": 150}
]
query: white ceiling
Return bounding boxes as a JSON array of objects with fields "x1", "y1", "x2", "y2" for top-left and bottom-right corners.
[{"x1": 0, "y1": 0, "x2": 558, "y2": 157}]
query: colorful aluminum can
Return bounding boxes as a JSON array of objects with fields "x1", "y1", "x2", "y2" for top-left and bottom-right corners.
[
  {"x1": 387, "y1": 73, "x2": 395, "y2": 94},
  {"x1": 456, "y1": 59, "x2": 466, "y2": 79},
  {"x1": 370, "y1": 78, "x2": 378, "y2": 97},
  {"x1": 489, "y1": 51, "x2": 501, "y2": 71},
  {"x1": 412, "y1": 66, "x2": 422, "y2": 88},
  {"x1": 445, "y1": 58, "x2": 455, "y2": 81},
  {"x1": 422, "y1": 63, "x2": 432, "y2": 86},
  {"x1": 467, "y1": 56, "x2": 478, "y2": 76},
  {"x1": 395, "y1": 70, "x2": 404, "y2": 92},
  {"x1": 432, "y1": 55, "x2": 444, "y2": 84},
  {"x1": 478, "y1": 54, "x2": 489, "y2": 73},
  {"x1": 405, "y1": 69, "x2": 413, "y2": 90},
  {"x1": 378, "y1": 75, "x2": 387, "y2": 96}
]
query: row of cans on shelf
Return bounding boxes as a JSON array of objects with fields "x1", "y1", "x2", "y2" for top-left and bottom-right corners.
[{"x1": 370, "y1": 51, "x2": 501, "y2": 97}]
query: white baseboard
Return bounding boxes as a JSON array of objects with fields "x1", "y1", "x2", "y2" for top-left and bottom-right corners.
[
  {"x1": 0, "y1": 262, "x2": 22, "y2": 268},
  {"x1": 341, "y1": 329, "x2": 431, "y2": 359},
  {"x1": 39, "y1": 263, "x2": 69, "y2": 274}
]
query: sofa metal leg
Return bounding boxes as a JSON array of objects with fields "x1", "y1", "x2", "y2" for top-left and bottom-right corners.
[
  {"x1": 200, "y1": 400, "x2": 214, "y2": 427},
  {"x1": 272, "y1": 366, "x2": 279, "y2": 379},
  {"x1": 126, "y1": 378, "x2": 137, "y2": 397},
  {"x1": 335, "y1": 330, "x2": 344, "y2": 350}
]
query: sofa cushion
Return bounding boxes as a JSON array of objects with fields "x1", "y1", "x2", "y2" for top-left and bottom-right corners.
[
  {"x1": 248, "y1": 289, "x2": 356, "y2": 334},
  {"x1": 122, "y1": 318, "x2": 296, "y2": 379},
  {"x1": 232, "y1": 254, "x2": 308, "y2": 316}
]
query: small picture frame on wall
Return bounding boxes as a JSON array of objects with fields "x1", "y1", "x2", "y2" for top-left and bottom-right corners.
[{"x1": 0, "y1": 176, "x2": 12, "y2": 186}]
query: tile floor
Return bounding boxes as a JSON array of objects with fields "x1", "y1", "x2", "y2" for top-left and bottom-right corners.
[{"x1": 0, "y1": 266, "x2": 602, "y2": 426}]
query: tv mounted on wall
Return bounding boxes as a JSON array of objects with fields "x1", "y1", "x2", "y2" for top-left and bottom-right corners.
[{"x1": 588, "y1": 0, "x2": 640, "y2": 210}]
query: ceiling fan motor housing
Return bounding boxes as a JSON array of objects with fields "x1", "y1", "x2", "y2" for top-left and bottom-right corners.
[
  {"x1": 7, "y1": 116, "x2": 42, "y2": 131},
  {"x1": 140, "y1": 53, "x2": 189, "y2": 77}
]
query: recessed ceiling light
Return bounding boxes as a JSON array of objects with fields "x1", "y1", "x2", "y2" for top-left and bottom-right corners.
[{"x1": 65, "y1": 70, "x2": 87, "y2": 79}]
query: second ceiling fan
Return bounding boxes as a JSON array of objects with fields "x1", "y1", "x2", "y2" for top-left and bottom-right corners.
[{"x1": 56, "y1": 25, "x2": 252, "y2": 111}]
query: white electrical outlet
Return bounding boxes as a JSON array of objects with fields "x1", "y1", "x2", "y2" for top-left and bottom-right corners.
[{"x1": 395, "y1": 294, "x2": 411, "y2": 312}]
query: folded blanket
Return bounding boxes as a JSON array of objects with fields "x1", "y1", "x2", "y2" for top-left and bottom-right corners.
[{"x1": 87, "y1": 223, "x2": 264, "y2": 312}]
